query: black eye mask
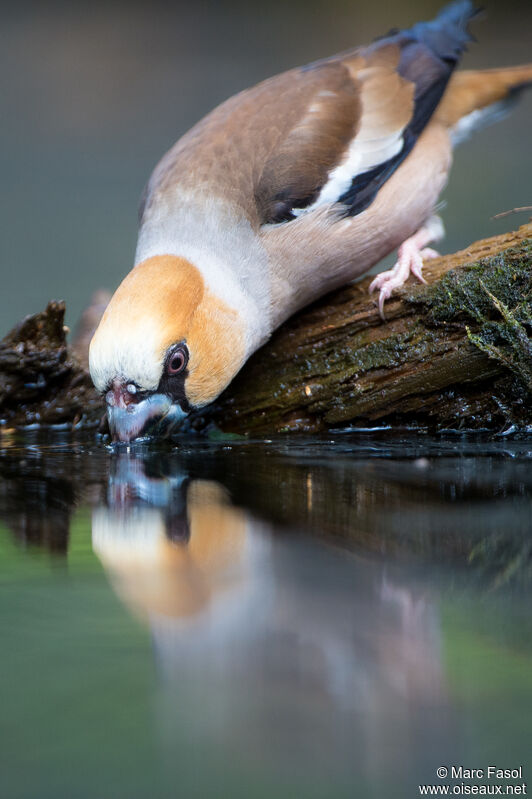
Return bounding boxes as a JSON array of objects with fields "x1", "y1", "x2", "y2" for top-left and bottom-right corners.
[{"x1": 157, "y1": 342, "x2": 191, "y2": 412}]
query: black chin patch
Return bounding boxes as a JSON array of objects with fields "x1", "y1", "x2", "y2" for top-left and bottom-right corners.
[{"x1": 157, "y1": 369, "x2": 191, "y2": 413}]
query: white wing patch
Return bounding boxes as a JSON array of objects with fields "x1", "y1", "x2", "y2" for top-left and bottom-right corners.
[
  {"x1": 293, "y1": 129, "x2": 404, "y2": 216},
  {"x1": 293, "y1": 64, "x2": 414, "y2": 216}
]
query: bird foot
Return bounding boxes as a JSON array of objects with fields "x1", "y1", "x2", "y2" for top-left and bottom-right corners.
[{"x1": 369, "y1": 235, "x2": 440, "y2": 320}]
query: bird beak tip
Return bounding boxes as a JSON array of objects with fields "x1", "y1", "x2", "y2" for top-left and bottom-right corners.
[{"x1": 106, "y1": 393, "x2": 187, "y2": 443}]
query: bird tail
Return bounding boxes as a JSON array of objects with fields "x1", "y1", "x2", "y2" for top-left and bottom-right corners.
[{"x1": 435, "y1": 65, "x2": 532, "y2": 144}]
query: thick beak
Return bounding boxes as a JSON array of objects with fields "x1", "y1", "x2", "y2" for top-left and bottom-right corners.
[{"x1": 106, "y1": 385, "x2": 187, "y2": 443}]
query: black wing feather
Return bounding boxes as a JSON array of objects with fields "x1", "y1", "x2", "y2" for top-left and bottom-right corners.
[{"x1": 339, "y1": 0, "x2": 478, "y2": 216}]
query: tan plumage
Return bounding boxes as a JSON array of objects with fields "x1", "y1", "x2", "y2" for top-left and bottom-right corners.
[
  {"x1": 90, "y1": 255, "x2": 246, "y2": 406},
  {"x1": 436, "y1": 66, "x2": 532, "y2": 127},
  {"x1": 139, "y1": 46, "x2": 418, "y2": 229},
  {"x1": 89, "y1": 1, "x2": 532, "y2": 441},
  {"x1": 93, "y1": 480, "x2": 251, "y2": 620}
]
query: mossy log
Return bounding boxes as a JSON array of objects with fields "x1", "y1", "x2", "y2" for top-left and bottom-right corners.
[
  {"x1": 1, "y1": 224, "x2": 532, "y2": 434},
  {"x1": 201, "y1": 223, "x2": 532, "y2": 434}
]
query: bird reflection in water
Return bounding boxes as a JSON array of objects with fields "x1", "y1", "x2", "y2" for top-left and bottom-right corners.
[
  {"x1": 92, "y1": 451, "x2": 450, "y2": 787},
  {"x1": 93, "y1": 454, "x2": 272, "y2": 631}
]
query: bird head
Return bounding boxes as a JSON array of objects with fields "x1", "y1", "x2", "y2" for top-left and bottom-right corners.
[{"x1": 89, "y1": 255, "x2": 246, "y2": 442}]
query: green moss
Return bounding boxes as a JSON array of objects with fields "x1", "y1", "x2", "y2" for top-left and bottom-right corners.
[
  {"x1": 466, "y1": 285, "x2": 532, "y2": 390},
  {"x1": 290, "y1": 325, "x2": 437, "y2": 383},
  {"x1": 415, "y1": 240, "x2": 532, "y2": 324},
  {"x1": 407, "y1": 239, "x2": 532, "y2": 393}
]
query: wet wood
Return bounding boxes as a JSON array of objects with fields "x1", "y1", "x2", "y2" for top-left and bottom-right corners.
[{"x1": 0, "y1": 301, "x2": 102, "y2": 429}]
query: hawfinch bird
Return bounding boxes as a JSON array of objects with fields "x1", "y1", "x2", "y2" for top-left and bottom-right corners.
[{"x1": 89, "y1": 0, "x2": 532, "y2": 442}]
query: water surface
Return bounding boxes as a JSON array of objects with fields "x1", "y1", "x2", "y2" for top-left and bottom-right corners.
[{"x1": 1, "y1": 431, "x2": 531, "y2": 798}]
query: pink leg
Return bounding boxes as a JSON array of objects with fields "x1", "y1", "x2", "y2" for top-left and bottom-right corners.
[{"x1": 369, "y1": 216, "x2": 444, "y2": 319}]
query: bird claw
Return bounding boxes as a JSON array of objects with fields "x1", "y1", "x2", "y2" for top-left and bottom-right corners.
[
  {"x1": 420, "y1": 247, "x2": 440, "y2": 260},
  {"x1": 377, "y1": 285, "x2": 393, "y2": 320},
  {"x1": 369, "y1": 239, "x2": 440, "y2": 320}
]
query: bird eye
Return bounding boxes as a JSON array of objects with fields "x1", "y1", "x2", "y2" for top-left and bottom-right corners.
[{"x1": 167, "y1": 344, "x2": 188, "y2": 375}]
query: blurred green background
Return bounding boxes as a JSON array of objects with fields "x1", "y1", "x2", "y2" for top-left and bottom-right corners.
[{"x1": 1, "y1": 0, "x2": 531, "y2": 334}]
